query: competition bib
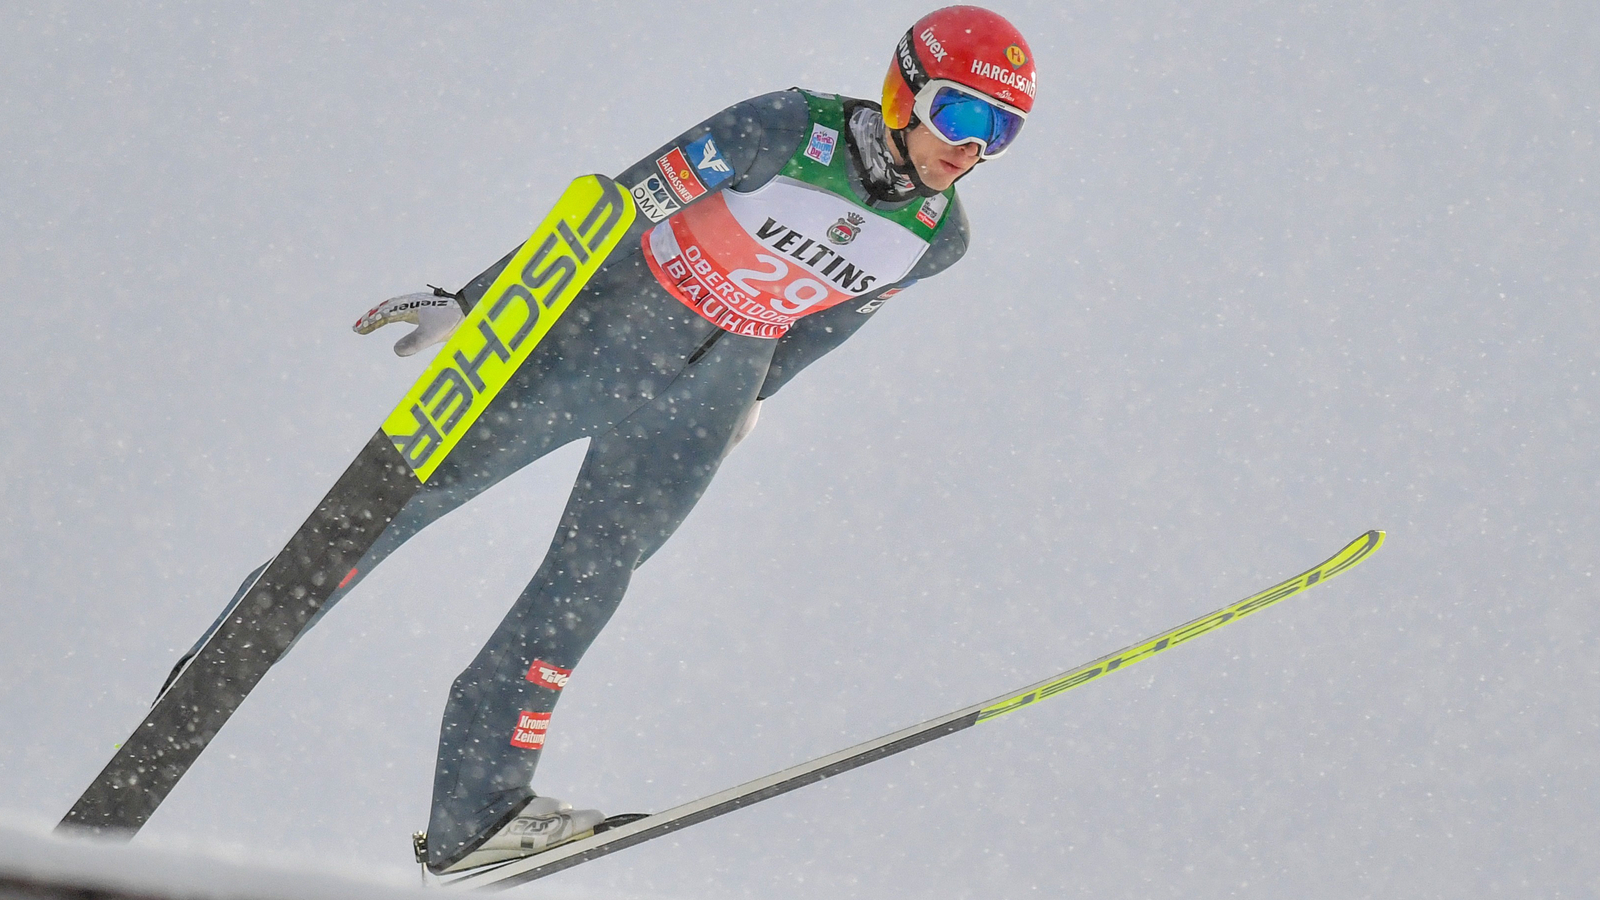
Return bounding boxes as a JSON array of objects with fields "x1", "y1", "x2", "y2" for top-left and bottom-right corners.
[
  {"x1": 642, "y1": 91, "x2": 955, "y2": 338},
  {"x1": 645, "y1": 177, "x2": 932, "y2": 337}
]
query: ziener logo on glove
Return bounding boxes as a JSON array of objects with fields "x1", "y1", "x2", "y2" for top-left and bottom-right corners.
[
  {"x1": 511, "y1": 711, "x2": 552, "y2": 749},
  {"x1": 526, "y1": 659, "x2": 571, "y2": 690}
]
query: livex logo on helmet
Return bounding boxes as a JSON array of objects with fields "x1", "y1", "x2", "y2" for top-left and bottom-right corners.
[{"x1": 896, "y1": 31, "x2": 928, "y2": 87}]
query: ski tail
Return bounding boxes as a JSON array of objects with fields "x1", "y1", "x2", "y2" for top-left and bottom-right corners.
[
  {"x1": 59, "y1": 175, "x2": 637, "y2": 837},
  {"x1": 60, "y1": 433, "x2": 421, "y2": 835},
  {"x1": 448, "y1": 530, "x2": 1385, "y2": 889}
]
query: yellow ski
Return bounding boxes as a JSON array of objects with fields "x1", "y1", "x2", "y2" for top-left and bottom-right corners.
[
  {"x1": 384, "y1": 175, "x2": 635, "y2": 481},
  {"x1": 447, "y1": 531, "x2": 1385, "y2": 889}
]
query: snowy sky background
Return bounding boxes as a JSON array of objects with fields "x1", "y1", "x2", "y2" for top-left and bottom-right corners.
[{"x1": 2, "y1": 1, "x2": 1596, "y2": 897}]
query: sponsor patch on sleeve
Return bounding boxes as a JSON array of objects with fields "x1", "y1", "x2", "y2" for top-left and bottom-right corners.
[
  {"x1": 856, "y1": 286, "x2": 904, "y2": 314},
  {"x1": 804, "y1": 123, "x2": 838, "y2": 166},
  {"x1": 510, "y1": 711, "x2": 552, "y2": 749},
  {"x1": 657, "y1": 147, "x2": 707, "y2": 203},
  {"x1": 525, "y1": 659, "x2": 572, "y2": 690},
  {"x1": 630, "y1": 173, "x2": 682, "y2": 222},
  {"x1": 685, "y1": 133, "x2": 733, "y2": 188}
]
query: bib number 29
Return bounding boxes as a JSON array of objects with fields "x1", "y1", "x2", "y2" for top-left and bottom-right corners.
[{"x1": 727, "y1": 254, "x2": 831, "y2": 314}]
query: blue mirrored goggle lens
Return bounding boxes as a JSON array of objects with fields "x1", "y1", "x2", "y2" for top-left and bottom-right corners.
[{"x1": 927, "y1": 86, "x2": 1025, "y2": 156}]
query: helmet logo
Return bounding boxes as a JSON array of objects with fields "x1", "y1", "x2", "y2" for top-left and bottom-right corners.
[
  {"x1": 896, "y1": 31, "x2": 929, "y2": 89},
  {"x1": 828, "y1": 212, "x2": 867, "y2": 245},
  {"x1": 971, "y1": 59, "x2": 1037, "y2": 99},
  {"x1": 919, "y1": 27, "x2": 949, "y2": 62},
  {"x1": 1006, "y1": 44, "x2": 1027, "y2": 67}
]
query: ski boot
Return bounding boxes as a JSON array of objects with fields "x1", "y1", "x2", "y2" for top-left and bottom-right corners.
[{"x1": 418, "y1": 796, "x2": 606, "y2": 875}]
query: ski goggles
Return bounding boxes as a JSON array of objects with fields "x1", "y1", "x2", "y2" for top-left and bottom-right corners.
[{"x1": 914, "y1": 79, "x2": 1028, "y2": 159}]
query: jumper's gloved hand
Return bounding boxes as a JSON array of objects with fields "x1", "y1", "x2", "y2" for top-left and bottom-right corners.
[{"x1": 353, "y1": 290, "x2": 465, "y2": 357}]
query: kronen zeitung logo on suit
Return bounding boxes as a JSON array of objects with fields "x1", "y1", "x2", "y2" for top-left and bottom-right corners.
[{"x1": 382, "y1": 176, "x2": 635, "y2": 481}]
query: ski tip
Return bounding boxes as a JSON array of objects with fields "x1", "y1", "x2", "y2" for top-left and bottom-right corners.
[{"x1": 1358, "y1": 528, "x2": 1386, "y2": 554}]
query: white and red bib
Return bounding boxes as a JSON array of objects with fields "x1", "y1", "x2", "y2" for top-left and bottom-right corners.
[{"x1": 645, "y1": 175, "x2": 937, "y2": 338}]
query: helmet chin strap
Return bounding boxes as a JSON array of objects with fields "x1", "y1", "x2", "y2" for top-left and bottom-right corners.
[
  {"x1": 889, "y1": 122, "x2": 943, "y2": 199},
  {"x1": 890, "y1": 120, "x2": 981, "y2": 198}
]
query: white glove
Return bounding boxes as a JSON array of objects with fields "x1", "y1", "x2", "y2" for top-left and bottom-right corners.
[
  {"x1": 353, "y1": 290, "x2": 465, "y2": 357},
  {"x1": 726, "y1": 400, "x2": 761, "y2": 454}
]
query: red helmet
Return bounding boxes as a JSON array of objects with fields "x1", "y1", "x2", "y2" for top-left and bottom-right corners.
[{"x1": 882, "y1": 6, "x2": 1037, "y2": 157}]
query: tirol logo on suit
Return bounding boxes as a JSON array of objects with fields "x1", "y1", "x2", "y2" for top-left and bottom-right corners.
[{"x1": 526, "y1": 659, "x2": 572, "y2": 690}]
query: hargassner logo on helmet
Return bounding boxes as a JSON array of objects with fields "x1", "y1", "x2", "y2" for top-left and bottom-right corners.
[{"x1": 971, "y1": 59, "x2": 1036, "y2": 98}]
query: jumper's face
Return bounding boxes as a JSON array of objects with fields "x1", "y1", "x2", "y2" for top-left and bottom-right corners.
[{"x1": 903, "y1": 124, "x2": 982, "y2": 191}]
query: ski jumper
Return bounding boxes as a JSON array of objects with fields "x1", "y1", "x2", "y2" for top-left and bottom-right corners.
[{"x1": 217, "y1": 89, "x2": 969, "y2": 870}]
